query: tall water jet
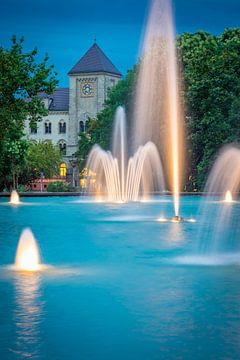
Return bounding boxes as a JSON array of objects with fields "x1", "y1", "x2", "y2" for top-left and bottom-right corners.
[
  {"x1": 15, "y1": 228, "x2": 41, "y2": 271},
  {"x1": 86, "y1": 106, "x2": 165, "y2": 202},
  {"x1": 10, "y1": 190, "x2": 20, "y2": 205},
  {"x1": 133, "y1": 0, "x2": 184, "y2": 217}
]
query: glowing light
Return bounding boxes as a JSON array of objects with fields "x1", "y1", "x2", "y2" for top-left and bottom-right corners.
[
  {"x1": 224, "y1": 190, "x2": 233, "y2": 203},
  {"x1": 188, "y1": 218, "x2": 196, "y2": 223},
  {"x1": 15, "y1": 228, "x2": 41, "y2": 272},
  {"x1": 10, "y1": 190, "x2": 20, "y2": 205},
  {"x1": 157, "y1": 217, "x2": 167, "y2": 222}
]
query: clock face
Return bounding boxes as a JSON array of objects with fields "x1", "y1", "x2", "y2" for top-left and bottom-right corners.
[{"x1": 81, "y1": 82, "x2": 94, "y2": 97}]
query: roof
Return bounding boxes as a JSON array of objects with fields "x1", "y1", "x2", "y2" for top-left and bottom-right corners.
[
  {"x1": 39, "y1": 88, "x2": 69, "y2": 111},
  {"x1": 68, "y1": 43, "x2": 122, "y2": 76}
]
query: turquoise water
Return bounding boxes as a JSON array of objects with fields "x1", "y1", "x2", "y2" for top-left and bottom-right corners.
[{"x1": 0, "y1": 196, "x2": 240, "y2": 359}]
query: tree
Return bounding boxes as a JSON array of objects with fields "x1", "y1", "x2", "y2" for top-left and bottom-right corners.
[
  {"x1": 177, "y1": 29, "x2": 240, "y2": 189},
  {"x1": 0, "y1": 36, "x2": 58, "y2": 189},
  {"x1": 22, "y1": 141, "x2": 61, "y2": 183},
  {"x1": 3, "y1": 139, "x2": 29, "y2": 189}
]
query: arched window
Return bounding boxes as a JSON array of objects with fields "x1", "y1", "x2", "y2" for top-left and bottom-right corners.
[
  {"x1": 59, "y1": 121, "x2": 66, "y2": 134},
  {"x1": 45, "y1": 121, "x2": 52, "y2": 134},
  {"x1": 79, "y1": 121, "x2": 85, "y2": 133},
  {"x1": 59, "y1": 140, "x2": 67, "y2": 155},
  {"x1": 59, "y1": 163, "x2": 67, "y2": 177}
]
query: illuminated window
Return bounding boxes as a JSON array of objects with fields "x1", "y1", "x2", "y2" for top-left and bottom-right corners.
[{"x1": 59, "y1": 163, "x2": 67, "y2": 177}]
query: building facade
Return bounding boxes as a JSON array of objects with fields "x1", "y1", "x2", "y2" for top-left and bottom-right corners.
[{"x1": 25, "y1": 42, "x2": 121, "y2": 181}]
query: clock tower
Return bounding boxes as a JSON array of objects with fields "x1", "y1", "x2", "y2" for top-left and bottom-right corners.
[{"x1": 67, "y1": 42, "x2": 122, "y2": 157}]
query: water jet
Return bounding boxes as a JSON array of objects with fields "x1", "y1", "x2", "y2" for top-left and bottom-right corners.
[
  {"x1": 224, "y1": 190, "x2": 233, "y2": 203},
  {"x1": 86, "y1": 107, "x2": 165, "y2": 202},
  {"x1": 10, "y1": 190, "x2": 20, "y2": 205},
  {"x1": 15, "y1": 228, "x2": 41, "y2": 272}
]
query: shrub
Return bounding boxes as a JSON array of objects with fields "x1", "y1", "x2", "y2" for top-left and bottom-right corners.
[
  {"x1": 47, "y1": 181, "x2": 69, "y2": 192},
  {"x1": 17, "y1": 184, "x2": 28, "y2": 192}
]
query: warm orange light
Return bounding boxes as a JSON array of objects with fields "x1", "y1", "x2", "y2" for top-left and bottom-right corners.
[
  {"x1": 225, "y1": 190, "x2": 233, "y2": 203},
  {"x1": 10, "y1": 190, "x2": 20, "y2": 205},
  {"x1": 15, "y1": 229, "x2": 41, "y2": 271}
]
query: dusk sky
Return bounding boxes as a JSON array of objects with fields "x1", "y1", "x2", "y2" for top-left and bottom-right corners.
[{"x1": 1, "y1": 0, "x2": 240, "y2": 86}]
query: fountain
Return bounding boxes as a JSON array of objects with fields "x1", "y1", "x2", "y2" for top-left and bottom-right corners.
[
  {"x1": 196, "y1": 145, "x2": 240, "y2": 258},
  {"x1": 86, "y1": 106, "x2": 165, "y2": 202},
  {"x1": 86, "y1": 0, "x2": 184, "y2": 215},
  {"x1": 15, "y1": 228, "x2": 41, "y2": 271},
  {"x1": 224, "y1": 191, "x2": 233, "y2": 203},
  {"x1": 205, "y1": 145, "x2": 240, "y2": 198},
  {"x1": 133, "y1": 0, "x2": 184, "y2": 219},
  {"x1": 10, "y1": 190, "x2": 20, "y2": 205}
]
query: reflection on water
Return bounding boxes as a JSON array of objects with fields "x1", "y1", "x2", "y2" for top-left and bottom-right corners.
[{"x1": 11, "y1": 273, "x2": 44, "y2": 359}]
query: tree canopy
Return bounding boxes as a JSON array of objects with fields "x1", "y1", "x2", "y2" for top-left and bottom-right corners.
[
  {"x1": 0, "y1": 36, "x2": 58, "y2": 189},
  {"x1": 177, "y1": 28, "x2": 240, "y2": 189}
]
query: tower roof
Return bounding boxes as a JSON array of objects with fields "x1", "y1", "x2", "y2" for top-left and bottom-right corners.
[{"x1": 68, "y1": 43, "x2": 122, "y2": 76}]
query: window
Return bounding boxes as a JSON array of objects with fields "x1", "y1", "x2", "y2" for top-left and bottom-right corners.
[
  {"x1": 45, "y1": 122, "x2": 52, "y2": 134},
  {"x1": 79, "y1": 121, "x2": 85, "y2": 133},
  {"x1": 59, "y1": 141, "x2": 66, "y2": 155},
  {"x1": 30, "y1": 126, "x2": 37, "y2": 134},
  {"x1": 60, "y1": 163, "x2": 67, "y2": 177},
  {"x1": 59, "y1": 121, "x2": 66, "y2": 134}
]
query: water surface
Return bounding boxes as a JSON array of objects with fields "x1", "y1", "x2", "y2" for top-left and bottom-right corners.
[{"x1": 0, "y1": 196, "x2": 240, "y2": 359}]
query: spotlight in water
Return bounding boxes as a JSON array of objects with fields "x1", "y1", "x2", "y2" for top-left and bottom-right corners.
[
  {"x1": 157, "y1": 217, "x2": 167, "y2": 222},
  {"x1": 15, "y1": 228, "x2": 41, "y2": 272},
  {"x1": 224, "y1": 190, "x2": 233, "y2": 203},
  {"x1": 188, "y1": 218, "x2": 196, "y2": 223},
  {"x1": 10, "y1": 190, "x2": 20, "y2": 205}
]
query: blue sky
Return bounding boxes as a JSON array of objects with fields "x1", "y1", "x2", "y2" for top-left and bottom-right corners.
[{"x1": 1, "y1": 0, "x2": 240, "y2": 86}]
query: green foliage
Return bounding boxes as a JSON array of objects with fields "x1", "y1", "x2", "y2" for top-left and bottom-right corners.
[
  {"x1": 75, "y1": 66, "x2": 138, "y2": 168},
  {"x1": 24, "y1": 141, "x2": 61, "y2": 181},
  {"x1": 0, "y1": 36, "x2": 58, "y2": 189},
  {"x1": 3, "y1": 138, "x2": 29, "y2": 189},
  {"x1": 47, "y1": 181, "x2": 69, "y2": 192},
  {"x1": 177, "y1": 29, "x2": 240, "y2": 189},
  {"x1": 16, "y1": 184, "x2": 28, "y2": 192}
]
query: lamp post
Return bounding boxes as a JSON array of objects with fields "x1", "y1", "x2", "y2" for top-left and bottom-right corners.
[
  {"x1": 40, "y1": 172, "x2": 45, "y2": 192},
  {"x1": 70, "y1": 161, "x2": 76, "y2": 188}
]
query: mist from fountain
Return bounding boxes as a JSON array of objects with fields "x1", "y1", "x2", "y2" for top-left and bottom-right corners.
[
  {"x1": 86, "y1": 107, "x2": 165, "y2": 202},
  {"x1": 133, "y1": 0, "x2": 184, "y2": 217},
  {"x1": 197, "y1": 145, "x2": 240, "y2": 256}
]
